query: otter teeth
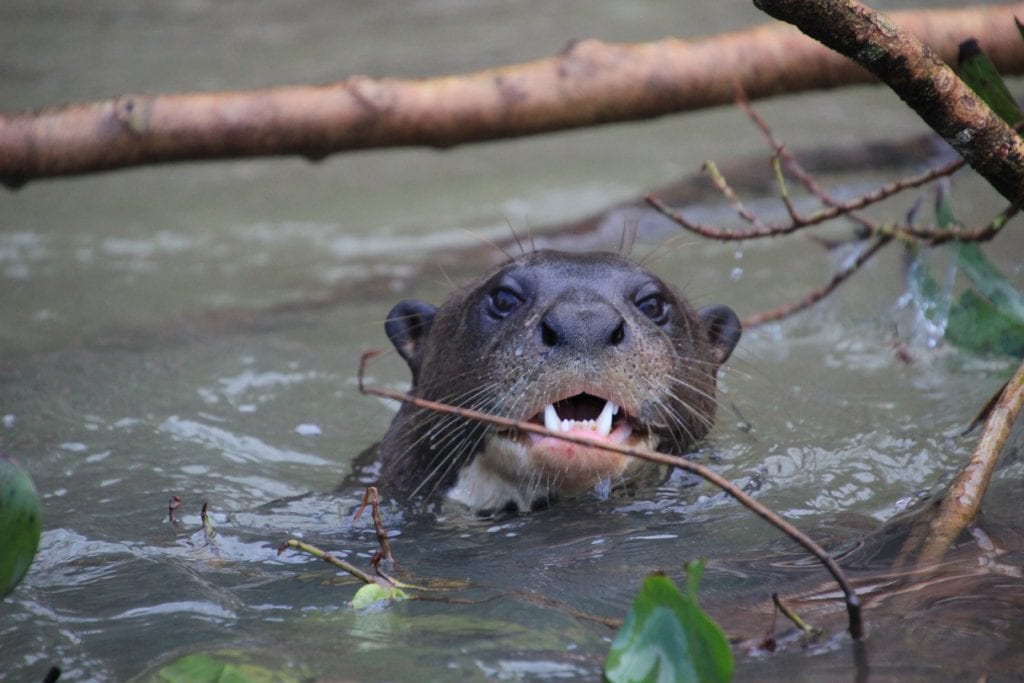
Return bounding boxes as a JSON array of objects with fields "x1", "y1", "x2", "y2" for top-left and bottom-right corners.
[{"x1": 543, "y1": 400, "x2": 620, "y2": 436}]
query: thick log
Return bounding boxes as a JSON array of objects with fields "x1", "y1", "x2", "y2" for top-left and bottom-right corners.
[{"x1": 1, "y1": 5, "x2": 1023, "y2": 186}]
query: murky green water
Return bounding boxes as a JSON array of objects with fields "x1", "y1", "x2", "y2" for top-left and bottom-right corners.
[{"x1": 2, "y1": 1, "x2": 1023, "y2": 681}]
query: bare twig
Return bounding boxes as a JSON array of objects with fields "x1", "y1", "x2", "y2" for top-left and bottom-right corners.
[
  {"x1": 879, "y1": 203, "x2": 1019, "y2": 244},
  {"x1": 703, "y1": 161, "x2": 774, "y2": 232},
  {"x1": 649, "y1": 89, "x2": 1016, "y2": 329},
  {"x1": 646, "y1": 156, "x2": 967, "y2": 243},
  {"x1": 741, "y1": 236, "x2": 892, "y2": 328},
  {"x1": 737, "y1": 86, "x2": 879, "y2": 233},
  {"x1": 353, "y1": 486, "x2": 395, "y2": 570},
  {"x1": 773, "y1": 592, "x2": 822, "y2": 636},
  {"x1": 646, "y1": 193, "x2": 806, "y2": 241},
  {"x1": 167, "y1": 495, "x2": 181, "y2": 526},
  {"x1": 277, "y1": 538, "x2": 380, "y2": 585},
  {"x1": 357, "y1": 350, "x2": 865, "y2": 640}
]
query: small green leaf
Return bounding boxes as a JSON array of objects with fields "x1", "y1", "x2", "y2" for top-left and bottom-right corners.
[
  {"x1": 957, "y1": 243, "x2": 1024, "y2": 326},
  {"x1": 351, "y1": 582, "x2": 408, "y2": 609},
  {"x1": 947, "y1": 289, "x2": 1024, "y2": 356},
  {"x1": 0, "y1": 453, "x2": 42, "y2": 599},
  {"x1": 933, "y1": 182, "x2": 956, "y2": 230},
  {"x1": 153, "y1": 652, "x2": 299, "y2": 683},
  {"x1": 604, "y1": 564, "x2": 733, "y2": 683},
  {"x1": 958, "y1": 38, "x2": 1023, "y2": 125}
]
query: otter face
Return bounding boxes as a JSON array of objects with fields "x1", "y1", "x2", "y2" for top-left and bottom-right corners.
[{"x1": 378, "y1": 249, "x2": 740, "y2": 513}]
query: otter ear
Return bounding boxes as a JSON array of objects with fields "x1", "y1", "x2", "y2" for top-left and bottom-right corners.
[
  {"x1": 385, "y1": 300, "x2": 437, "y2": 383},
  {"x1": 698, "y1": 305, "x2": 742, "y2": 365}
]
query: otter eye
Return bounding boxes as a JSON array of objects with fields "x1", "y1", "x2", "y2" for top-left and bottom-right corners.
[
  {"x1": 636, "y1": 293, "x2": 669, "y2": 325},
  {"x1": 487, "y1": 287, "x2": 523, "y2": 319}
]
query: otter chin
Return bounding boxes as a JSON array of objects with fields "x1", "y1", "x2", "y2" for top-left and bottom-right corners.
[{"x1": 374, "y1": 249, "x2": 741, "y2": 514}]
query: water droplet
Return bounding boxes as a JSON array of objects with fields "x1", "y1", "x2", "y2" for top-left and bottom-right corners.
[{"x1": 730, "y1": 267, "x2": 743, "y2": 281}]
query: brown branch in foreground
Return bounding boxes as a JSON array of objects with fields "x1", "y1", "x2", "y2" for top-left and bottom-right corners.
[
  {"x1": 2, "y1": 5, "x2": 1023, "y2": 186},
  {"x1": 910, "y1": 356, "x2": 1024, "y2": 566},
  {"x1": 356, "y1": 350, "x2": 866, "y2": 641},
  {"x1": 753, "y1": 0, "x2": 1024, "y2": 204}
]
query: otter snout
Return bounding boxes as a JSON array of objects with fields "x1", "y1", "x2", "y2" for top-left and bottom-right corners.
[
  {"x1": 374, "y1": 248, "x2": 742, "y2": 512},
  {"x1": 538, "y1": 294, "x2": 627, "y2": 353}
]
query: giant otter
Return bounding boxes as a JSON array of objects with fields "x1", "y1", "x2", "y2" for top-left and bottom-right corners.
[{"x1": 377, "y1": 249, "x2": 741, "y2": 513}]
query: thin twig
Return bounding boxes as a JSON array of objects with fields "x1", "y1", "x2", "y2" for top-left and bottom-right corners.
[
  {"x1": 645, "y1": 193, "x2": 807, "y2": 241},
  {"x1": 772, "y1": 592, "x2": 822, "y2": 636},
  {"x1": 357, "y1": 350, "x2": 865, "y2": 640},
  {"x1": 737, "y1": 86, "x2": 879, "y2": 233},
  {"x1": 704, "y1": 160, "x2": 774, "y2": 231},
  {"x1": 742, "y1": 236, "x2": 892, "y2": 328},
  {"x1": 277, "y1": 538, "x2": 380, "y2": 585},
  {"x1": 168, "y1": 495, "x2": 181, "y2": 526},
  {"x1": 879, "y1": 203, "x2": 1019, "y2": 244},
  {"x1": 647, "y1": 153, "x2": 967, "y2": 242},
  {"x1": 353, "y1": 486, "x2": 395, "y2": 570}
]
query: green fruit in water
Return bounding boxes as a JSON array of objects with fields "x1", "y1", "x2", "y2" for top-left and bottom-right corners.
[{"x1": 0, "y1": 453, "x2": 42, "y2": 598}]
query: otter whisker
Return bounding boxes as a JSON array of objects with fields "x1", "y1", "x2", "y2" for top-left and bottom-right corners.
[
  {"x1": 371, "y1": 248, "x2": 741, "y2": 513},
  {"x1": 663, "y1": 374, "x2": 731, "y2": 419}
]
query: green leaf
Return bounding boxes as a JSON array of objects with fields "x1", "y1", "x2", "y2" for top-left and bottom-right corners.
[
  {"x1": 946, "y1": 289, "x2": 1024, "y2": 356},
  {"x1": 604, "y1": 564, "x2": 733, "y2": 683},
  {"x1": 904, "y1": 184, "x2": 1024, "y2": 354},
  {"x1": 957, "y1": 243, "x2": 1024, "y2": 326},
  {"x1": 957, "y1": 38, "x2": 1023, "y2": 125},
  {"x1": 0, "y1": 453, "x2": 42, "y2": 598},
  {"x1": 933, "y1": 182, "x2": 956, "y2": 230},
  {"x1": 351, "y1": 582, "x2": 408, "y2": 609},
  {"x1": 153, "y1": 653, "x2": 300, "y2": 683}
]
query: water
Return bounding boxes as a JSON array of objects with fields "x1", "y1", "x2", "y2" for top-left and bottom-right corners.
[{"x1": 2, "y1": 1, "x2": 1023, "y2": 681}]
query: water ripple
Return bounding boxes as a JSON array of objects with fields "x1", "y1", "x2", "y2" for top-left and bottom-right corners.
[{"x1": 159, "y1": 416, "x2": 331, "y2": 466}]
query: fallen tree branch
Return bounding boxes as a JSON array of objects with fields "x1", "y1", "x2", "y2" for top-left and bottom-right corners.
[
  {"x1": 753, "y1": 0, "x2": 1024, "y2": 203},
  {"x1": 356, "y1": 350, "x2": 866, "y2": 640},
  {"x1": 2, "y1": 5, "x2": 1023, "y2": 186},
  {"x1": 911, "y1": 355, "x2": 1024, "y2": 565}
]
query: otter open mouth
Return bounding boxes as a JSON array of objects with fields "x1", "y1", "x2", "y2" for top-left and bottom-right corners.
[
  {"x1": 459, "y1": 392, "x2": 660, "y2": 508},
  {"x1": 527, "y1": 393, "x2": 637, "y2": 443}
]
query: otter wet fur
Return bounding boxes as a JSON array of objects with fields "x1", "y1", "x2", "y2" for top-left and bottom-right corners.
[{"x1": 377, "y1": 249, "x2": 741, "y2": 514}]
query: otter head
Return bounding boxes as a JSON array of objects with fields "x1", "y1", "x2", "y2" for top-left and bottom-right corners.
[{"x1": 378, "y1": 249, "x2": 740, "y2": 513}]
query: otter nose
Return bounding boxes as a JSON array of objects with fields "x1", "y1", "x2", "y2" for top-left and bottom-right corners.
[{"x1": 538, "y1": 298, "x2": 626, "y2": 350}]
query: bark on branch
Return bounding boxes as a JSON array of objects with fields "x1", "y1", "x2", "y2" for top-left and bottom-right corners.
[
  {"x1": 897, "y1": 356, "x2": 1024, "y2": 566},
  {"x1": 754, "y1": 0, "x2": 1024, "y2": 203},
  {"x1": 1, "y1": 5, "x2": 1023, "y2": 186}
]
